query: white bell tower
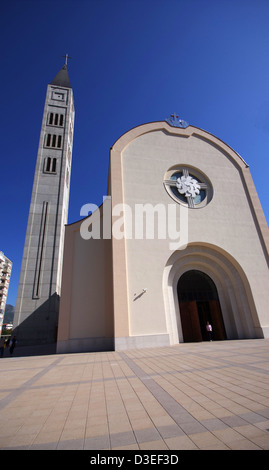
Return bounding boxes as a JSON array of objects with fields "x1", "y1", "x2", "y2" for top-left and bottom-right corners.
[{"x1": 13, "y1": 59, "x2": 75, "y2": 349}]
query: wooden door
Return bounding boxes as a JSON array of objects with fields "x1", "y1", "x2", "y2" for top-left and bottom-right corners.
[
  {"x1": 179, "y1": 301, "x2": 203, "y2": 342},
  {"x1": 209, "y1": 300, "x2": 227, "y2": 340}
]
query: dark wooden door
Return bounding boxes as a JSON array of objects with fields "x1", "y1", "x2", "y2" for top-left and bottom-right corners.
[
  {"x1": 209, "y1": 300, "x2": 227, "y2": 340},
  {"x1": 179, "y1": 301, "x2": 203, "y2": 342},
  {"x1": 178, "y1": 271, "x2": 226, "y2": 343}
]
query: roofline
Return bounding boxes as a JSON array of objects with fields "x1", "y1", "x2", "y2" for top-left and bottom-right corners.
[{"x1": 111, "y1": 121, "x2": 249, "y2": 168}]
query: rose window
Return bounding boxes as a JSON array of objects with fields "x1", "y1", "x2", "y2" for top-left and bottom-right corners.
[{"x1": 164, "y1": 167, "x2": 212, "y2": 208}]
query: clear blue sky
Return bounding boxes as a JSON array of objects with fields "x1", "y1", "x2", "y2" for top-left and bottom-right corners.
[{"x1": 1, "y1": 0, "x2": 269, "y2": 307}]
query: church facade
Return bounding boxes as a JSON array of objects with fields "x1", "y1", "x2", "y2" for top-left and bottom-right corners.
[
  {"x1": 57, "y1": 115, "x2": 269, "y2": 353},
  {"x1": 13, "y1": 65, "x2": 269, "y2": 354}
]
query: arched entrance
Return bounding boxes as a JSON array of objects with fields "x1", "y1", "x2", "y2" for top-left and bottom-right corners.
[{"x1": 177, "y1": 270, "x2": 227, "y2": 342}]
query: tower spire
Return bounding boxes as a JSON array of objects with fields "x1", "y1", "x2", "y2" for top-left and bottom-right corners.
[{"x1": 50, "y1": 57, "x2": 71, "y2": 88}]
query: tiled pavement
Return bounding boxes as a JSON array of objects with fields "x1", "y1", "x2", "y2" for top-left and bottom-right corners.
[{"x1": 0, "y1": 339, "x2": 269, "y2": 450}]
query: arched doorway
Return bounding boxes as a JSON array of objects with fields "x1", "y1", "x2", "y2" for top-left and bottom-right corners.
[{"x1": 177, "y1": 270, "x2": 227, "y2": 342}]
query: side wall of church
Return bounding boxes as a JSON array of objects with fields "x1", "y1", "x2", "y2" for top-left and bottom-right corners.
[{"x1": 57, "y1": 202, "x2": 114, "y2": 353}]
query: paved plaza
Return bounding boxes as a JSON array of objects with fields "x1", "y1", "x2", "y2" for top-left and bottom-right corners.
[{"x1": 0, "y1": 339, "x2": 269, "y2": 450}]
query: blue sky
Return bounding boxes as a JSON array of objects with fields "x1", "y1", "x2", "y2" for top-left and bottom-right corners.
[{"x1": 1, "y1": 0, "x2": 269, "y2": 306}]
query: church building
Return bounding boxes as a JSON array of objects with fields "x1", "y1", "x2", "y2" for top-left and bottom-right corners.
[{"x1": 14, "y1": 63, "x2": 269, "y2": 354}]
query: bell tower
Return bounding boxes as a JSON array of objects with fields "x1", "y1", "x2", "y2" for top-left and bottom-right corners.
[{"x1": 13, "y1": 60, "x2": 75, "y2": 349}]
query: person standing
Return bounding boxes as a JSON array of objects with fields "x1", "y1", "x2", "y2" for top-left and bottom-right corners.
[
  {"x1": 206, "y1": 322, "x2": 213, "y2": 341},
  {"x1": 0, "y1": 337, "x2": 5, "y2": 357},
  {"x1": 9, "y1": 336, "x2": 17, "y2": 355}
]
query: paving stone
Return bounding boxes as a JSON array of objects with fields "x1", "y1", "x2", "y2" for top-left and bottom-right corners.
[
  {"x1": 157, "y1": 424, "x2": 185, "y2": 438},
  {"x1": 110, "y1": 430, "x2": 136, "y2": 447},
  {"x1": 84, "y1": 435, "x2": 110, "y2": 450},
  {"x1": 201, "y1": 418, "x2": 228, "y2": 431},
  {"x1": 134, "y1": 427, "x2": 161, "y2": 443}
]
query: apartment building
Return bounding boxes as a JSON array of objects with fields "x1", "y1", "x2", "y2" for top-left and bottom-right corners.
[{"x1": 0, "y1": 252, "x2": 12, "y2": 335}]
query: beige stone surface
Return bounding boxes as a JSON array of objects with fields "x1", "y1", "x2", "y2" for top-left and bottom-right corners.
[{"x1": 0, "y1": 339, "x2": 269, "y2": 450}]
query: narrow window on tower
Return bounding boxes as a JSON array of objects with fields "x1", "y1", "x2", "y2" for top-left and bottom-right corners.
[
  {"x1": 47, "y1": 112, "x2": 65, "y2": 127},
  {"x1": 44, "y1": 157, "x2": 57, "y2": 174},
  {"x1": 44, "y1": 133, "x2": 62, "y2": 148},
  {"x1": 45, "y1": 134, "x2": 51, "y2": 147},
  {"x1": 45, "y1": 157, "x2": 51, "y2": 172},
  {"x1": 52, "y1": 158, "x2": 57, "y2": 172}
]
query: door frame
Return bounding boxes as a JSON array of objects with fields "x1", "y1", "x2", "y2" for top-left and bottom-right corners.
[
  {"x1": 178, "y1": 270, "x2": 227, "y2": 342},
  {"x1": 163, "y1": 243, "x2": 259, "y2": 344}
]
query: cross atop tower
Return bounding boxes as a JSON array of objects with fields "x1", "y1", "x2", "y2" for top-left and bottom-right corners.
[{"x1": 62, "y1": 53, "x2": 71, "y2": 66}]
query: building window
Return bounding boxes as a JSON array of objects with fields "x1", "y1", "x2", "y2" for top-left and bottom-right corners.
[
  {"x1": 52, "y1": 158, "x2": 57, "y2": 172},
  {"x1": 164, "y1": 166, "x2": 213, "y2": 208},
  {"x1": 44, "y1": 133, "x2": 63, "y2": 149},
  {"x1": 47, "y1": 112, "x2": 64, "y2": 127},
  {"x1": 46, "y1": 134, "x2": 51, "y2": 147},
  {"x1": 44, "y1": 157, "x2": 57, "y2": 174}
]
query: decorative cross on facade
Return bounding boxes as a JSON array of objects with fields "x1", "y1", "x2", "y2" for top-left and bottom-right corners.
[
  {"x1": 171, "y1": 112, "x2": 179, "y2": 120},
  {"x1": 165, "y1": 112, "x2": 189, "y2": 128},
  {"x1": 62, "y1": 53, "x2": 71, "y2": 66}
]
